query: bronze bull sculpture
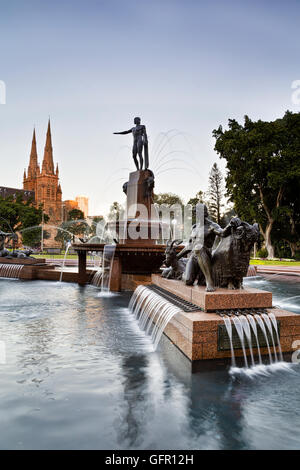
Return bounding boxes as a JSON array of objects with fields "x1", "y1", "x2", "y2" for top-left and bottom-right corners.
[{"x1": 161, "y1": 217, "x2": 260, "y2": 290}]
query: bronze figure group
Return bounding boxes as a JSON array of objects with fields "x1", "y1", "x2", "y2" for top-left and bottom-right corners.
[{"x1": 162, "y1": 205, "x2": 260, "y2": 291}]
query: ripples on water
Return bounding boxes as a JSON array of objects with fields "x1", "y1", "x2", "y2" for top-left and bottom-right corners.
[
  {"x1": 244, "y1": 275, "x2": 300, "y2": 313},
  {"x1": 0, "y1": 278, "x2": 300, "y2": 450}
]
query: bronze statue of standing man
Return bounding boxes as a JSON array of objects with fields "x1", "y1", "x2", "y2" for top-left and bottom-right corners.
[{"x1": 114, "y1": 117, "x2": 149, "y2": 171}]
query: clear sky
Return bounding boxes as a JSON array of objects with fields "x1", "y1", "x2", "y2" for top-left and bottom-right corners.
[{"x1": 0, "y1": 0, "x2": 299, "y2": 216}]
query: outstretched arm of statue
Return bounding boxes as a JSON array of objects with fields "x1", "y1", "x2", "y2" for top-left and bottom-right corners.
[
  {"x1": 210, "y1": 222, "x2": 232, "y2": 238},
  {"x1": 113, "y1": 129, "x2": 132, "y2": 135},
  {"x1": 177, "y1": 239, "x2": 193, "y2": 259}
]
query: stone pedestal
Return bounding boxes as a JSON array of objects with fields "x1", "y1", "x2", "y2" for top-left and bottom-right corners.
[
  {"x1": 152, "y1": 275, "x2": 272, "y2": 311},
  {"x1": 150, "y1": 275, "x2": 300, "y2": 361},
  {"x1": 114, "y1": 169, "x2": 160, "y2": 245},
  {"x1": 73, "y1": 243, "x2": 166, "y2": 291},
  {"x1": 0, "y1": 257, "x2": 46, "y2": 265},
  {"x1": 74, "y1": 168, "x2": 163, "y2": 290},
  {"x1": 78, "y1": 250, "x2": 87, "y2": 285},
  {"x1": 126, "y1": 169, "x2": 153, "y2": 219}
]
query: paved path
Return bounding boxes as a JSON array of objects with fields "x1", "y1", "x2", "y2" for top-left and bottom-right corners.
[
  {"x1": 45, "y1": 258, "x2": 300, "y2": 278},
  {"x1": 255, "y1": 265, "x2": 300, "y2": 277},
  {"x1": 45, "y1": 258, "x2": 96, "y2": 267}
]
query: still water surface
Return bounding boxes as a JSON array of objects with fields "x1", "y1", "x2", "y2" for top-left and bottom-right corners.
[{"x1": 0, "y1": 278, "x2": 300, "y2": 450}]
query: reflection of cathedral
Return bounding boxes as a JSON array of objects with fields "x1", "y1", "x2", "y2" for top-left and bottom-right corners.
[{"x1": 23, "y1": 120, "x2": 63, "y2": 224}]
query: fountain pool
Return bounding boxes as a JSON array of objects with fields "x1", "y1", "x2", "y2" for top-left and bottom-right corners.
[
  {"x1": 1, "y1": 277, "x2": 300, "y2": 450},
  {"x1": 244, "y1": 275, "x2": 300, "y2": 313}
]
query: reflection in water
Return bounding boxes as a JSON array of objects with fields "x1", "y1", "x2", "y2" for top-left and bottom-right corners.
[
  {"x1": 18, "y1": 317, "x2": 57, "y2": 388},
  {"x1": 0, "y1": 278, "x2": 300, "y2": 449},
  {"x1": 117, "y1": 355, "x2": 150, "y2": 448}
]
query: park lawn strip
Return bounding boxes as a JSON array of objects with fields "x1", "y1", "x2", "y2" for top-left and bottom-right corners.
[
  {"x1": 30, "y1": 256, "x2": 300, "y2": 264},
  {"x1": 33, "y1": 254, "x2": 79, "y2": 259},
  {"x1": 250, "y1": 259, "x2": 300, "y2": 266}
]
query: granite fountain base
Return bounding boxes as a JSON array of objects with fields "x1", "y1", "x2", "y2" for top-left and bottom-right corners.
[{"x1": 150, "y1": 274, "x2": 300, "y2": 362}]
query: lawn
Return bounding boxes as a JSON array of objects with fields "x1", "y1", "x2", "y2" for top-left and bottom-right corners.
[
  {"x1": 250, "y1": 259, "x2": 300, "y2": 266},
  {"x1": 30, "y1": 255, "x2": 300, "y2": 265},
  {"x1": 33, "y1": 254, "x2": 79, "y2": 259}
]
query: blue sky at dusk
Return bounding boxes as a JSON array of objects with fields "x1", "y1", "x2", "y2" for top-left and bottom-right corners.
[{"x1": 0, "y1": 0, "x2": 299, "y2": 215}]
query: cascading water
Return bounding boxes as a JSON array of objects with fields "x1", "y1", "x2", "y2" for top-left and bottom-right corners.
[
  {"x1": 130, "y1": 284, "x2": 286, "y2": 369},
  {"x1": 225, "y1": 311, "x2": 284, "y2": 371},
  {"x1": 255, "y1": 314, "x2": 273, "y2": 363},
  {"x1": 92, "y1": 244, "x2": 116, "y2": 293},
  {"x1": 59, "y1": 241, "x2": 72, "y2": 282},
  {"x1": 247, "y1": 314, "x2": 262, "y2": 364},
  {"x1": 262, "y1": 313, "x2": 278, "y2": 361},
  {"x1": 0, "y1": 264, "x2": 24, "y2": 279},
  {"x1": 232, "y1": 316, "x2": 248, "y2": 367},
  {"x1": 92, "y1": 253, "x2": 103, "y2": 287},
  {"x1": 240, "y1": 316, "x2": 255, "y2": 366},
  {"x1": 269, "y1": 312, "x2": 283, "y2": 361},
  {"x1": 129, "y1": 285, "x2": 181, "y2": 350},
  {"x1": 92, "y1": 252, "x2": 103, "y2": 287},
  {"x1": 223, "y1": 316, "x2": 236, "y2": 367}
]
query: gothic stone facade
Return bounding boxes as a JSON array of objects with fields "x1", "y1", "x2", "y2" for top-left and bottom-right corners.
[{"x1": 23, "y1": 121, "x2": 62, "y2": 225}]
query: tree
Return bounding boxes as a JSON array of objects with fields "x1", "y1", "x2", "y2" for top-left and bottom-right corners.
[
  {"x1": 67, "y1": 208, "x2": 84, "y2": 221},
  {"x1": 0, "y1": 193, "x2": 49, "y2": 247},
  {"x1": 153, "y1": 193, "x2": 184, "y2": 240},
  {"x1": 89, "y1": 216, "x2": 104, "y2": 236},
  {"x1": 213, "y1": 111, "x2": 300, "y2": 258},
  {"x1": 187, "y1": 190, "x2": 206, "y2": 225},
  {"x1": 55, "y1": 208, "x2": 88, "y2": 247},
  {"x1": 272, "y1": 177, "x2": 300, "y2": 257},
  {"x1": 221, "y1": 206, "x2": 237, "y2": 226},
  {"x1": 22, "y1": 226, "x2": 50, "y2": 248},
  {"x1": 153, "y1": 193, "x2": 184, "y2": 206},
  {"x1": 207, "y1": 163, "x2": 224, "y2": 224}
]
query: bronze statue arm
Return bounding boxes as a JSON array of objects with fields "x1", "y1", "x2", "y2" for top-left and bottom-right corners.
[
  {"x1": 113, "y1": 129, "x2": 132, "y2": 135},
  {"x1": 177, "y1": 240, "x2": 193, "y2": 259},
  {"x1": 210, "y1": 222, "x2": 232, "y2": 238}
]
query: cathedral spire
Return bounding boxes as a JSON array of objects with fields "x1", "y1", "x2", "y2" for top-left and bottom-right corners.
[
  {"x1": 27, "y1": 128, "x2": 38, "y2": 177},
  {"x1": 42, "y1": 119, "x2": 55, "y2": 175}
]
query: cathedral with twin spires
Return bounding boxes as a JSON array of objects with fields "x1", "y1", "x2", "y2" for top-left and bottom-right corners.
[{"x1": 23, "y1": 120, "x2": 63, "y2": 224}]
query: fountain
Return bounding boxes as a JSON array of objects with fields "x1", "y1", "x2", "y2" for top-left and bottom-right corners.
[
  {"x1": 240, "y1": 315, "x2": 255, "y2": 366},
  {"x1": 127, "y1": 275, "x2": 295, "y2": 367},
  {"x1": 126, "y1": 229, "x2": 300, "y2": 365},
  {"x1": 73, "y1": 117, "x2": 166, "y2": 290},
  {"x1": 269, "y1": 312, "x2": 283, "y2": 361},
  {"x1": 0, "y1": 228, "x2": 52, "y2": 280},
  {"x1": 59, "y1": 241, "x2": 72, "y2": 282},
  {"x1": 91, "y1": 244, "x2": 116, "y2": 293},
  {"x1": 232, "y1": 316, "x2": 248, "y2": 367},
  {"x1": 0, "y1": 263, "x2": 24, "y2": 279},
  {"x1": 262, "y1": 313, "x2": 278, "y2": 361},
  {"x1": 247, "y1": 314, "x2": 262, "y2": 364},
  {"x1": 255, "y1": 314, "x2": 273, "y2": 363},
  {"x1": 71, "y1": 117, "x2": 300, "y2": 365},
  {"x1": 220, "y1": 312, "x2": 284, "y2": 369},
  {"x1": 129, "y1": 285, "x2": 181, "y2": 350},
  {"x1": 223, "y1": 316, "x2": 236, "y2": 367}
]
